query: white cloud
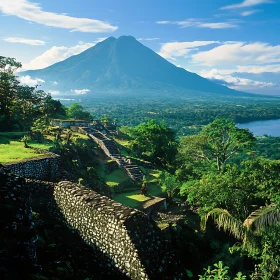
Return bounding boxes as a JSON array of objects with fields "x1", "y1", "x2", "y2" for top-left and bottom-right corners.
[
  {"x1": 72, "y1": 89, "x2": 90, "y2": 95},
  {"x1": 241, "y1": 9, "x2": 261, "y2": 16},
  {"x1": 198, "y1": 22, "x2": 238, "y2": 29},
  {"x1": 192, "y1": 42, "x2": 280, "y2": 67},
  {"x1": 48, "y1": 90, "x2": 60, "y2": 95},
  {"x1": 221, "y1": 0, "x2": 272, "y2": 10},
  {"x1": 0, "y1": 0, "x2": 117, "y2": 33},
  {"x1": 23, "y1": 41, "x2": 97, "y2": 70},
  {"x1": 156, "y1": 19, "x2": 238, "y2": 29},
  {"x1": 158, "y1": 41, "x2": 219, "y2": 59},
  {"x1": 19, "y1": 75, "x2": 45, "y2": 86},
  {"x1": 156, "y1": 21, "x2": 170, "y2": 24},
  {"x1": 200, "y1": 68, "x2": 277, "y2": 94},
  {"x1": 236, "y1": 64, "x2": 280, "y2": 73},
  {"x1": 3, "y1": 37, "x2": 45, "y2": 45},
  {"x1": 51, "y1": 81, "x2": 58, "y2": 85},
  {"x1": 137, "y1": 38, "x2": 160, "y2": 41},
  {"x1": 201, "y1": 69, "x2": 274, "y2": 87}
]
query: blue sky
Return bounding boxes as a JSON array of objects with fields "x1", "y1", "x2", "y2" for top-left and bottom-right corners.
[{"x1": 1, "y1": 0, "x2": 280, "y2": 94}]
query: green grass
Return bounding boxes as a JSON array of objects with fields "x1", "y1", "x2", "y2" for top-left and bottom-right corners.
[
  {"x1": 114, "y1": 138, "x2": 130, "y2": 156},
  {"x1": 97, "y1": 165, "x2": 106, "y2": 178},
  {"x1": 72, "y1": 132, "x2": 89, "y2": 140},
  {"x1": 0, "y1": 129, "x2": 92, "y2": 164},
  {"x1": 148, "y1": 183, "x2": 164, "y2": 197},
  {"x1": 113, "y1": 190, "x2": 151, "y2": 208},
  {"x1": 0, "y1": 140, "x2": 46, "y2": 163},
  {"x1": 141, "y1": 168, "x2": 164, "y2": 197},
  {"x1": 157, "y1": 222, "x2": 169, "y2": 230},
  {"x1": 105, "y1": 169, "x2": 128, "y2": 187},
  {"x1": 29, "y1": 142, "x2": 54, "y2": 150},
  {"x1": 112, "y1": 168, "x2": 164, "y2": 208},
  {"x1": 114, "y1": 138, "x2": 130, "y2": 148},
  {"x1": 0, "y1": 132, "x2": 54, "y2": 163}
]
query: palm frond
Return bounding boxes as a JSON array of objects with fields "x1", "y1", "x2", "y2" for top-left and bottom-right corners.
[
  {"x1": 201, "y1": 208, "x2": 245, "y2": 240},
  {"x1": 243, "y1": 204, "x2": 280, "y2": 233}
]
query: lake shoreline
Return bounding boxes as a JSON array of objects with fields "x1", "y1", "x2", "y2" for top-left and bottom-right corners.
[{"x1": 237, "y1": 119, "x2": 280, "y2": 137}]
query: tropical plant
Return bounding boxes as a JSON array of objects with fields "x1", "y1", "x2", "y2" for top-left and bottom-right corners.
[
  {"x1": 201, "y1": 204, "x2": 280, "y2": 247},
  {"x1": 199, "y1": 261, "x2": 246, "y2": 280}
]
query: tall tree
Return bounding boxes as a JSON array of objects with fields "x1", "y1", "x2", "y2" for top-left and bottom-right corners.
[
  {"x1": 0, "y1": 56, "x2": 21, "y2": 129},
  {"x1": 159, "y1": 171, "x2": 180, "y2": 198},
  {"x1": 180, "y1": 119, "x2": 255, "y2": 171},
  {"x1": 0, "y1": 56, "x2": 60, "y2": 131},
  {"x1": 67, "y1": 102, "x2": 92, "y2": 121},
  {"x1": 129, "y1": 119, "x2": 178, "y2": 167}
]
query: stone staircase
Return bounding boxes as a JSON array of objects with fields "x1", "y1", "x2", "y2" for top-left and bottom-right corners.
[{"x1": 81, "y1": 127, "x2": 143, "y2": 182}]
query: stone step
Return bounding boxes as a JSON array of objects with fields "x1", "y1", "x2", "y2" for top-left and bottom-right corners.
[
  {"x1": 124, "y1": 165, "x2": 138, "y2": 168},
  {"x1": 88, "y1": 129, "x2": 145, "y2": 181},
  {"x1": 126, "y1": 167, "x2": 142, "y2": 171},
  {"x1": 127, "y1": 170, "x2": 143, "y2": 176}
]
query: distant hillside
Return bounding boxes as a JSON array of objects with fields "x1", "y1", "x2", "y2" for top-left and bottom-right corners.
[{"x1": 21, "y1": 36, "x2": 254, "y2": 98}]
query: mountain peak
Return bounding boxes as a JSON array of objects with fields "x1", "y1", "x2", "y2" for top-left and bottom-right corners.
[
  {"x1": 117, "y1": 35, "x2": 137, "y2": 41},
  {"x1": 104, "y1": 36, "x2": 117, "y2": 41},
  {"x1": 21, "y1": 34, "x2": 246, "y2": 97}
]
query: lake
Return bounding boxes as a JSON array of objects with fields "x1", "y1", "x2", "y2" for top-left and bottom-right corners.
[{"x1": 237, "y1": 119, "x2": 280, "y2": 137}]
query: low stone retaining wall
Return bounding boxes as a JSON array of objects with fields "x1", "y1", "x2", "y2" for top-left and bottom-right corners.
[
  {"x1": 54, "y1": 182, "x2": 183, "y2": 280},
  {"x1": 141, "y1": 197, "x2": 167, "y2": 216},
  {"x1": 4, "y1": 153, "x2": 62, "y2": 181}
]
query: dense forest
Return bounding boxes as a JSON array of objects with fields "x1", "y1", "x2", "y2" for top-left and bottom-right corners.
[
  {"x1": 1, "y1": 56, "x2": 280, "y2": 280},
  {"x1": 63, "y1": 95, "x2": 280, "y2": 135}
]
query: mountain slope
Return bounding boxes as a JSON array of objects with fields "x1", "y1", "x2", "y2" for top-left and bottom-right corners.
[{"x1": 21, "y1": 36, "x2": 251, "y2": 97}]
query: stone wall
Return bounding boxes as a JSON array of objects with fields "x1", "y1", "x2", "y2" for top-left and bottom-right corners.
[
  {"x1": 4, "y1": 153, "x2": 62, "y2": 181},
  {"x1": 51, "y1": 119, "x2": 90, "y2": 128},
  {"x1": 54, "y1": 182, "x2": 183, "y2": 280}
]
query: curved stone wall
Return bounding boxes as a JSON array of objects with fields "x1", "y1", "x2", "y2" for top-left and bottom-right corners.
[{"x1": 54, "y1": 182, "x2": 183, "y2": 280}]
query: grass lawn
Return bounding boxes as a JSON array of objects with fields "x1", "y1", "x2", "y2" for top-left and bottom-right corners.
[
  {"x1": 113, "y1": 190, "x2": 151, "y2": 208},
  {"x1": 143, "y1": 168, "x2": 164, "y2": 197},
  {"x1": 0, "y1": 132, "x2": 54, "y2": 163},
  {"x1": 148, "y1": 183, "x2": 164, "y2": 197},
  {"x1": 72, "y1": 132, "x2": 89, "y2": 140},
  {"x1": 0, "y1": 140, "x2": 46, "y2": 163},
  {"x1": 113, "y1": 168, "x2": 164, "y2": 208},
  {"x1": 105, "y1": 169, "x2": 128, "y2": 187},
  {"x1": 157, "y1": 222, "x2": 169, "y2": 230},
  {"x1": 114, "y1": 138, "x2": 130, "y2": 156}
]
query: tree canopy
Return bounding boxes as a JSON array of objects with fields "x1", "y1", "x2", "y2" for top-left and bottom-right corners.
[
  {"x1": 180, "y1": 119, "x2": 255, "y2": 171},
  {"x1": 0, "y1": 56, "x2": 66, "y2": 131},
  {"x1": 128, "y1": 119, "x2": 178, "y2": 167},
  {"x1": 67, "y1": 102, "x2": 92, "y2": 121}
]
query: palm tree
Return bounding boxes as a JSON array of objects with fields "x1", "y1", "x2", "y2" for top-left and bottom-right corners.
[{"x1": 201, "y1": 204, "x2": 280, "y2": 248}]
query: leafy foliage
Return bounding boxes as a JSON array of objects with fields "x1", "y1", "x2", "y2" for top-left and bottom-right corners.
[
  {"x1": 180, "y1": 119, "x2": 255, "y2": 171},
  {"x1": 128, "y1": 119, "x2": 178, "y2": 167},
  {"x1": 67, "y1": 102, "x2": 92, "y2": 121},
  {"x1": 0, "y1": 56, "x2": 66, "y2": 131},
  {"x1": 199, "y1": 261, "x2": 246, "y2": 280},
  {"x1": 159, "y1": 171, "x2": 180, "y2": 198}
]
